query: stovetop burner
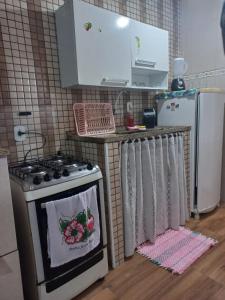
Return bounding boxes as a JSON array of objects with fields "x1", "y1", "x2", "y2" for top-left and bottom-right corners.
[
  {"x1": 9, "y1": 153, "x2": 96, "y2": 191},
  {"x1": 20, "y1": 164, "x2": 34, "y2": 173},
  {"x1": 30, "y1": 167, "x2": 44, "y2": 174},
  {"x1": 63, "y1": 162, "x2": 79, "y2": 169},
  {"x1": 51, "y1": 159, "x2": 64, "y2": 165}
]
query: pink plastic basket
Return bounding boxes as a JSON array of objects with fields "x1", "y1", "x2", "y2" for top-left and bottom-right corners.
[{"x1": 73, "y1": 103, "x2": 116, "y2": 136}]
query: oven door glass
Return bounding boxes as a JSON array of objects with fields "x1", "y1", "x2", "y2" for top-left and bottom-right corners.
[{"x1": 35, "y1": 180, "x2": 104, "y2": 292}]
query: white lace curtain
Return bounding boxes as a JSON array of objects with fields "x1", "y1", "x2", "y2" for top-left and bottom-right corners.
[{"x1": 121, "y1": 134, "x2": 189, "y2": 257}]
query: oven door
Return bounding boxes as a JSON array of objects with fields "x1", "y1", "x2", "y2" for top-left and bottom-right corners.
[{"x1": 28, "y1": 179, "x2": 106, "y2": 293}]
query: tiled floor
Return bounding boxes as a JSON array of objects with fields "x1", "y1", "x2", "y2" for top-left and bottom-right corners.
[{"x1": 75, "y1": 205, "x2": 225, "y2": 300}]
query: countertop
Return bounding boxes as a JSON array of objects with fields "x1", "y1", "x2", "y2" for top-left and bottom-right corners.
[
  {"x1": 66, "y1": 126, "x2": 191, "y2": 144},
  {"x1": 0, "y1": 148, "x2": 9, "y2": 157}
]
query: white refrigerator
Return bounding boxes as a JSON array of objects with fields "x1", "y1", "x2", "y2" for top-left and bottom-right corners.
[{"x1": 157, "y1": 91, "x2": 225, "y2": 216}]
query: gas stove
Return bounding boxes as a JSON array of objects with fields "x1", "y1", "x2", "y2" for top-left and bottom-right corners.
[
  {"x1": 9, "y1": 150, "x2": 107, "y2": 300},
  {"x1": 9, "y1": 153, "x2": 99, "y2": 192}
]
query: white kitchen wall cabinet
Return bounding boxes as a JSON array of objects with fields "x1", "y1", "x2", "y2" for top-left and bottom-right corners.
[
  {"x1": 56, "y1": 0, "x2": 169, "y2": 90},
  {"x1": 56, "y1": 0, "x2": 131, "y2": 88},
  {"x1": 131, "y1": 20, "x2": 169, "y2": 89}
]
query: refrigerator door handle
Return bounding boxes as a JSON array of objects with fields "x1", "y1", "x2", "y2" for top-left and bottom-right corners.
[
  {"x1": 193, "y1": 93, "x2": 200, "y2": 210},
  {"x1": 195, "y1": 94, "x2": 200, "y2": 189}
]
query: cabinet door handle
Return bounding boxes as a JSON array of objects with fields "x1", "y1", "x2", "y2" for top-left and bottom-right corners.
[
  {"x1": 135, "y1": 59, "x2": 156, "y2": 68},
  {"x1": 101, "y1": 78, "x2": 129, "y2": 86}
]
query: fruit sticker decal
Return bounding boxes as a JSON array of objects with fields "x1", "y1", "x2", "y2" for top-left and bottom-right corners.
[
  {"x1": 135, "y1": 36, "x2": 141, "y2": 49},
  {"x1": 84, "y1": 22, "x2": 92, "y2": 31},
  {"x1": 83, "y1": 22, "x2": 103, "y2": 33},
  {"x1": 59, "y1": 208, "x2": 95, "y2": 245}
]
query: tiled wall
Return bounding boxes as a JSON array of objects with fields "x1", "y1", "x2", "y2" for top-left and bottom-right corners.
[
  {"x1": 0, "y1": 0, "x2": 182, "y2": 163},
  {"x1": 184, "y1": 70, "x2": 225, "y2": 90}
]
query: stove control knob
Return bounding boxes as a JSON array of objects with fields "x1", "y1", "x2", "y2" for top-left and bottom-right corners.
[
  {"x1": 87, "y1": 163, "x2": 93, "y2": 170},
  {"x1": 53, "y1": 170, "x2": 61, "y2": 179},
  {"x1": 33, "y1": 176, "x2": 42, "y2": 185},
  {"x1": 62, "y1": 169, "x2": 70, "y2": 177},
  {"x1": 44, "y1": 173, "x2": 51, "y2": 182}
]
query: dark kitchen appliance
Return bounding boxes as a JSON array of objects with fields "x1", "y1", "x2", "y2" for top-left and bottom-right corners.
[
  {"x1": 143, "y1": 108, "x2": 156, "y2": 128},
  {"x1": 171, "y1": 58, "x2": 188, "y2": 91},
  {"x1": 221, "y1": 1, "x2": 225, "y2": 53},
  {"x1": 171, "y1": 78, "x2": 186, "y2": 91}
]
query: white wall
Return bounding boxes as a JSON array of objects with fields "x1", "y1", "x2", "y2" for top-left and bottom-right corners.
[
  {"x1": 181, "y1": 0, "x2": 225, "y2": 89},
  {"x1": 181, "y1": 0, "x2": 225, "y2": 203}
]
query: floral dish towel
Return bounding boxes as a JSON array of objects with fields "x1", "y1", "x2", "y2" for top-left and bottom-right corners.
[{"x1": 46, "y1": 185, "x2": 100, "y2": 267}]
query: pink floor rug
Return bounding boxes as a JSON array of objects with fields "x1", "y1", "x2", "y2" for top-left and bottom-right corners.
[{"x1": 136, "y1": 227, "x2": 217, "y2": 274}]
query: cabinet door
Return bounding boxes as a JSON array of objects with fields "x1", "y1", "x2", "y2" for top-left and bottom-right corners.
[
  {"x1": 0, "y1": 157, "x2": 17, "y2": 256},
  {"x1": 131, "y1": 20, "x2": 169, "y2": 71},
  {"x1": 74, "y1": 0, "x2": 131, "y2": 87},
  {"x1": 0, "y1": 251, "x2": 23, "y2": 300}
]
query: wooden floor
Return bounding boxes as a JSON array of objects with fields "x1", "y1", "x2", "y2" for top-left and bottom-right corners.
[{"x1": 75, "y1": 206, "x2": 225, "y2": 300}]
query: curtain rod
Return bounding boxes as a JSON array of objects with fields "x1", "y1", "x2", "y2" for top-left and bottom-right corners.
[{"x1": 122, "y1": 131, "x2": 183, "y2": 144}]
